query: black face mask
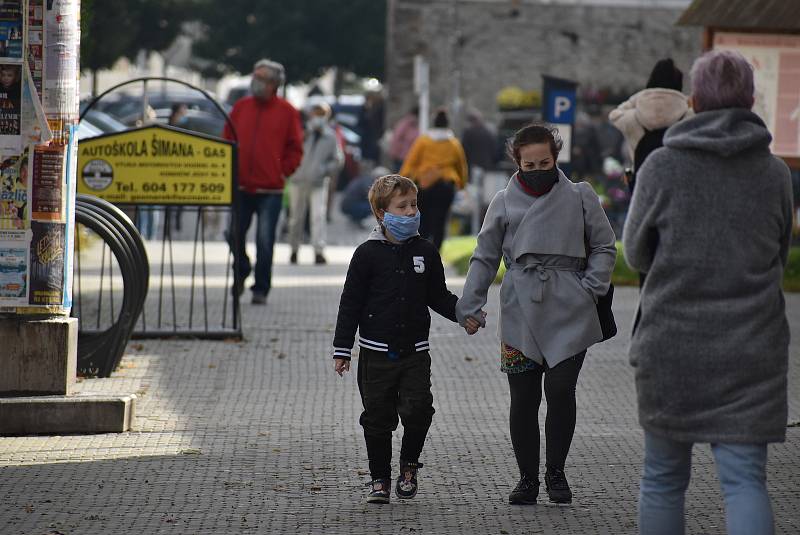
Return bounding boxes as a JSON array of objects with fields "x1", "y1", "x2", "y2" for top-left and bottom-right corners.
[{"x1": 518, "y1": 166, "x2": 559, "y2": 194}]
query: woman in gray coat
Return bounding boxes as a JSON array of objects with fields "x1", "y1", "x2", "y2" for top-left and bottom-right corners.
[
  {"x1": 456, "y1": 123, "x2": 616, "y2": 505},
  {"x1": 623, "y1": 50, "x2": 793, "y2": 535}
]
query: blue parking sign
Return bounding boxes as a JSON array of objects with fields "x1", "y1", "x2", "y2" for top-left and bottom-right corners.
[{"x1": 542, "y1": 76, "x2": 577, "y2": 124}]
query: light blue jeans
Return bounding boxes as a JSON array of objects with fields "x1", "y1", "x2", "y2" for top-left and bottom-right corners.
[{"x1": 639, "y1": 431, "x2": 774, "y2": 535}]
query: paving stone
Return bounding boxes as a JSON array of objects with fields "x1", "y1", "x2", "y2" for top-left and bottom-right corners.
[{"x1": 1, "y1": 213, "x2": 798, "y2": 533}]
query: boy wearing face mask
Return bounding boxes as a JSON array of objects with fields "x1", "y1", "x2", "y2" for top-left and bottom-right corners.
[
  {"x1": 287, "y1": 102, "x2": 344, "y2": 265},
  {"x1": 332, "y1": 174, "x2": 483, "y2": 504}
]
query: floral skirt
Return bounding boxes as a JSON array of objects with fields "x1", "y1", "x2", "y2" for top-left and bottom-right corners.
[{"x1": 500, "y1": 343, "x2": 540, "y2": 374}]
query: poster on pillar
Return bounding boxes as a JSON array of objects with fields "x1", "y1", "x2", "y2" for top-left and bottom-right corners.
[
  {"x1": 0, "y1": 229, "x2": 28, "y2": 304},
  {"x1": 0, "y1": 147, "x2": 28, "y2": 229},
  {"x1": 542, "y1": 76, "x2": 577, "y2": 167},
  {"x1": 43, "y1": 0, "x2": 79, "y2": 120},
  {"x1": 28, "y1": 220, "x2": 64, "y2": 305},
  {"x1": 0, "y1": 61, "x2": 21, "y2": 139},
  {"x1": 0, "y1": 0, "x2": 23, "y2": 61},
  {"x1": 27, "y1": 0, "x2": 44, "y2": 98}
]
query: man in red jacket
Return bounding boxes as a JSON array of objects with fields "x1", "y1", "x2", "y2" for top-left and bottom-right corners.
[{"x1": 224, "y1": 59, "x2": 303, "y2": 304}]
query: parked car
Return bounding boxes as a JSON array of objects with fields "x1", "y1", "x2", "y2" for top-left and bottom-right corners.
[
  {"x1": 87, "y1": 90, "x2": 229, "y2": 127},
  {"x1": 154, "y1": 108, "x2": 227, "y2": 138},
  {"x1": 76, "y1": 120, "x2": 104, "y2": 141},
  {"x1": 82, "y1": 109, "x2": 127, "y2": 134}
]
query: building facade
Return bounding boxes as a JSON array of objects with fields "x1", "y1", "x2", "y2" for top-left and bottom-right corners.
[{"x1": 385, "y1": 0, "x2": 701, "y2": 127}]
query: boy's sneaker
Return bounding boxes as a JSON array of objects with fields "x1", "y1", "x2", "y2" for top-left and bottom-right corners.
[
  {"x1": 508, "y1": 474, "x2": 538, "y2": 505},
  {"x1": 544, "y1": 467, "x2": 572, "y2": 504},
  {"x1": 366, "y1": 478, "x2": 391, "y2": 504},
  {"x1": 395, "y1": 461, "x2": 423, "y2": 499}
]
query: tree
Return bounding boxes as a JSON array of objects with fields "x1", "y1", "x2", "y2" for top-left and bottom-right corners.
[
  {"x1": 81, "y1": 0, "x2": 136, "y2": 95},
  {"x1": 191, "y1": 0, "x2": 386, "y2": 82},
  {"x1": 81, "y1": 0, "x2": 192, "y2": 95}
]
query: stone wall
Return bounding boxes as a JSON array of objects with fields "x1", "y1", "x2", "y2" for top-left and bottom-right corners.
[{"x1": 385, "y1": 0, "x2": 701, "y2": 127}]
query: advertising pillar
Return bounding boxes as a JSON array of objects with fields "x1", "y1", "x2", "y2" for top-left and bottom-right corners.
[{"x1": 0, "y1": 0, "x2": 80, "y2": 396}]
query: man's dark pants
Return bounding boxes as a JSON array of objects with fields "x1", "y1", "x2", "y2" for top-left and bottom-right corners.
[
  {"x1": 357, "y1": 348, "x2": 435, "y2": 480},
  {"x1": 236, "y1": 192, "x2": 283, "y2": 296}
]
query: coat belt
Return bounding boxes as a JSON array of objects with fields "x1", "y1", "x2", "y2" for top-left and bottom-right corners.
[{"x1": 506, "y1": 260, "x2": 585, "y2": 303}]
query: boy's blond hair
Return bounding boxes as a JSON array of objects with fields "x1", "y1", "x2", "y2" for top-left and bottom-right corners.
[{"x1": 367, "y1": 174, "x2": 418, "y2": 220}]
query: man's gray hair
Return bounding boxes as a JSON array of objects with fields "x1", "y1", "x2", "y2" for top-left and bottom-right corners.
[
  {"x1": 690, "y1": 50, "x2": 754, "y2": 112},
  {"x1": 253, "y1": 59, "x2": 286, "y2": 85}
]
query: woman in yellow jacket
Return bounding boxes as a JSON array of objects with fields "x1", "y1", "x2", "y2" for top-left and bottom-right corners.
[{"x1": 400, "y1": 109, "x2": 468, "y2": 249}]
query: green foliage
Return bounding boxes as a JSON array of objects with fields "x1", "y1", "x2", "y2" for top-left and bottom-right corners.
[
  {"x1": 783, "y1": 247, "x2": 800, "y2": 291},
  {"x1": 442, "y1": 236, "x2": 800, "y2": 291},
  {"x1": 81, "y1": 0, "x2": 135, "y2": 74},
  {"x1": 191, "y1": 0, "x2": 386, "y2": 81},
  {"x1": 81, "y1": 0, "x2": 191, "y2": 73}
]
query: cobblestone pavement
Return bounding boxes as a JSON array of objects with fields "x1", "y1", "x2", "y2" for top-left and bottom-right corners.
[{"x1": 1, "y1": 215, "x2": 799, "y2": 534}]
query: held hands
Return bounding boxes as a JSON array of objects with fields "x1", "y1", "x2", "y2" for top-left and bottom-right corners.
[
  {"x1": 464, "y1": 310, "x2": 487, "y2": 335},
  {"x1": 334, "y1": 358, "x2": 351, "y2": 376}
]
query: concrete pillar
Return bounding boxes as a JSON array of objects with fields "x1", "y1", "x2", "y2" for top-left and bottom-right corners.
[{"x1": 0, "y1": 317, "x2": 77, "y2": 396}]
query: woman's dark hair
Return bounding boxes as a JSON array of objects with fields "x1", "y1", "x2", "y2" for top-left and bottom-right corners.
[
  {"x1": 432, "y1": 108, "x2": 449, "y2": 128},
  {"x1": 507, "y1": 122, "x2": 563, "y2": 163}
]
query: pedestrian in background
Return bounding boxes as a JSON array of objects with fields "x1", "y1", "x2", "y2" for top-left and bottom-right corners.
[
  {"x1": 609, "y1": 58, "x2": 691, "y2": 193},
  {"x1": 624, "y1": 50, "x2": 793, "y2": 535},
  {"x1": 223, "y1": 58, "x2": 303, "y2": 305},
  {"x1": 400, "y1": 109, "x2": 468, "y2": 249},
  {"x1": 388, "y1": 105, "x2": 419, "y2": 171},
  {"x1": 287, "y1": 102, "x2": 344, "y2": 265},
  {"x1": 340, "y1": 165, "x2": 389, "y2": 228},
  {"x1": 332, "y1": 174, "x2": 482, "y2": 504},
  {"x1": 358, "y1": 91, "x2": 385, "y2": 165},
  {"x1": 456, "y1": 123, "x2": 616, "y2": 506},
  {"x1": 461, "y1": 109, "x2": 496, "y2": 176}
]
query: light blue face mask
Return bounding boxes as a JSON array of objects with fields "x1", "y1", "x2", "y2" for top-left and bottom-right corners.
[{"x1": 382, "y1": 211, "x2": 420, "y2": 241}]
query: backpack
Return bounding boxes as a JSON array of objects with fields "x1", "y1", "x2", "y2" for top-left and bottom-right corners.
[{"x1": 630, "y1": 127, "x2": 668, "y2": 193}]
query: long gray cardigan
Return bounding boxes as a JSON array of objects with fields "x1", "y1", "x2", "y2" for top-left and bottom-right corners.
[
  {"x1": 623, "y1": 108, "x2": 793, "y2": 444},
  {"x1": 456, "y1": 171, "x2": 617, "y2": 368}
]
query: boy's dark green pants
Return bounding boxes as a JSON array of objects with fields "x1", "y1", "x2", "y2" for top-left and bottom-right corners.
[{"x1": 357, "y1": 347, "x2": 435, "y2": 480}]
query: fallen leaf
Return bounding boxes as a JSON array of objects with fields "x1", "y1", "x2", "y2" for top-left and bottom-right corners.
[
  {"x1": 180, "y1": 448, "x2": 202, "y2": 455},
  {"x1": 208, "y1": 364, "x2": 217, "y2": 369},
  {"x1": 464, "y1": 356, "x2": 473, "y2": 362},
  {"x1": 310, "y1": 485, "x2": 322, "y2": 491},
  {"x1": 277, "y1": 353, "x2": 286, "y2": 359}
]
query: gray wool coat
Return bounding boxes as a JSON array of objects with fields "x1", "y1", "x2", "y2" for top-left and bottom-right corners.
[
  {"x1": 456, "y1": 171, "x2": 617, "y2": 368},
  {"x1": 623, "y1": 108, "x2": 793, "y2": 444}
]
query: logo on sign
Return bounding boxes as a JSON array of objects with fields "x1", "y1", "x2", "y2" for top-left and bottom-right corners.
[{"x1": 82, "y1": 159, "x2": 114, "y2": 191}]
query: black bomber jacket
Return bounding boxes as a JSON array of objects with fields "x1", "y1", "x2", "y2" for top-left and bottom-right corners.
[{"x1": 332, "y1": 228, "x2": 458, "y2": 360}]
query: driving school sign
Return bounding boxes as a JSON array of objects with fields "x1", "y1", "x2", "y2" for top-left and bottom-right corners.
[{"x1": 76, "y1": 124, "x2": 234, "y2": 205}]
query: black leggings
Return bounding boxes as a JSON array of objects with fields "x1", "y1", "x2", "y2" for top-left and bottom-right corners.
[
  {"x1": 507, "y1": 352, "x2": 585, "y2": 479},
  {"x1": 417, "y1": 179, "x2": 455, "y2": 250}
]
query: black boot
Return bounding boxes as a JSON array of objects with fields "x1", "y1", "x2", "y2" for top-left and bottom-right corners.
[
  {"x1": 544, "y1": 466, "x2": 572, "y2": 504},
  {"x1": 508, "y1": 474, "x2": 538, "y2": 505}
]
